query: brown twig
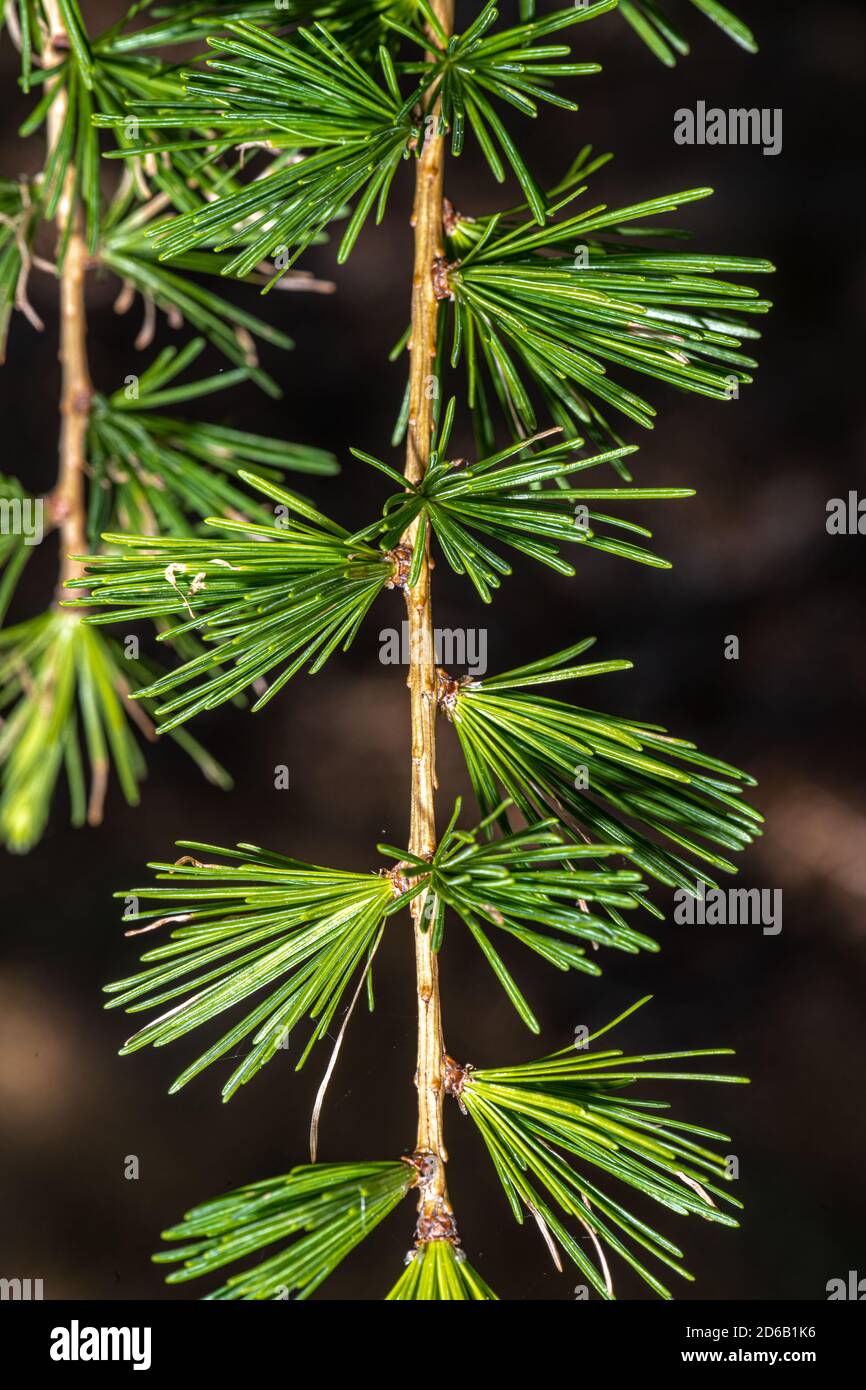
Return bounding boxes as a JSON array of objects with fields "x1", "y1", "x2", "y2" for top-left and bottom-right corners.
[
  {"x1": 401, "y1": 0, "x2": 455, "y2": 1234},
  {"x1": 43, "y1": 1, "x2": 92, "y2": 601}
]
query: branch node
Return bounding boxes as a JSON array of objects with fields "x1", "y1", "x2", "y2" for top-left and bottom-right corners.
[
  {"x1": 385, "y1": 542, "x2": 413, "y2": 591},
  {"x1": 444, "y1": 1055, "x2": 473, "y2": 1114},
  {"x1": 435, "y1": 667, "x2": 471, "y2": 719},
  {"x1": 408, "y1": 1153, "x2": 460, "y2": 1244},
  {"x1": 385, "y1": 863, "x2": 412, "y2": 898},
  {"x1": 432, "y1": 254, "x2": 458, "y2": 302}
]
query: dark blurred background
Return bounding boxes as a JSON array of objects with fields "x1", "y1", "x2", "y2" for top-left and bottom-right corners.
[{"x1": 1, "y1": 1, "x2": 864, "y2": 1301}]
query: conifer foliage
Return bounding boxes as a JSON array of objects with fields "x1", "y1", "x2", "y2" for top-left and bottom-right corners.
[
  {"x1": 0, "y1": 0, "x2": 337, "y2": 851},
  {"x1": 2, "y1": 1, "x2": 766, "y2": 1298}
]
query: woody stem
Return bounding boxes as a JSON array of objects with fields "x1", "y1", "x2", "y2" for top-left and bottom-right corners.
[
  {"x1": 43, "y1": 0, "x2": 91, "y2": 600},
  {"x1": 402, "y1": 0, "x2": 455, "y2": 1231}
]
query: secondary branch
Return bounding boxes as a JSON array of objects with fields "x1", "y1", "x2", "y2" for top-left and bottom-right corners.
[{"x1": 43, "y1": 1, "x2": 91, "y2": 598}]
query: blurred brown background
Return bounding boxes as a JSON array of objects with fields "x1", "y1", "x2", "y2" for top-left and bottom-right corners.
[{"x1": 1, "y1": 1, "x2": 865, "y2": 1300}]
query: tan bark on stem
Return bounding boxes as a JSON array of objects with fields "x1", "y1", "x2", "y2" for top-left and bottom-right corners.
[
  {"x1": 402, "y1": 0, "x2": 455, "y2": 1234},
  {"x1": 43, "y1": 0, "x2": 92, "y2": 599}
]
